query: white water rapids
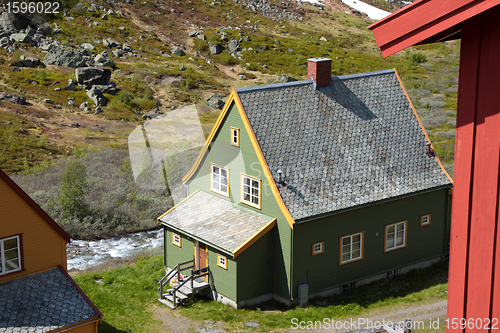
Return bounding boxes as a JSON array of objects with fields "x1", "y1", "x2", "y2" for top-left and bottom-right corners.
[{"x1": 66, "y1": 229, "x2": 163, "y2": 270}]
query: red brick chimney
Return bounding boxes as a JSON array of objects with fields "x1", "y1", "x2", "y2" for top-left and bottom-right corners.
[{"x1": 307, "y1": 58, "x2": 332, "y2": 87}]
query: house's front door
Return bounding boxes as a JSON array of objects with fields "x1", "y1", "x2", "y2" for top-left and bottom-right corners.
[{"x1": 196, "y1": 241, "x2": 208, "y2": 281}]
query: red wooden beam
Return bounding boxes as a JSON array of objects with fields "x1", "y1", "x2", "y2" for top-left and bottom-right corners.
[{"x1": 368, "y1": 0, "x2": 500, "y2": 57}]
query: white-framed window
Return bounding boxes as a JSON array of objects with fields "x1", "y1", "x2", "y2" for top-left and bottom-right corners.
[
  {"x1": 1, "y1": 235, "x2": 21, "y2": 276},
  {"x1": 340, "y1": 232, "x2": 363, "y2": 264},
  {"x1": 231, "y1": 127, "x2": 239, "y2": 147},
  {"x1": 172, "y1": 233, "x2": 181, "y2": 247},
  {"x1": 211, "y1": 164, "x2": 229, "y2": 196},
  {"x1": 312, "y1": 241, "x2": 324, "y2": 255},
  {"x1": 420, "y1": 214, "x2": 431, "y2": 226},
  {"x1": 385, "y1": 221, "x2": 407, "y2": 252},
  {"x1": 241, "y1": 174, "x2": 261, "y2": 208},
  {"x1": 217, "y1": 254, "x2": 227, "y2": 269}
]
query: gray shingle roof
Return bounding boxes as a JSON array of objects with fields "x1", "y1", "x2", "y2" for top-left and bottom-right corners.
[
  {"x1": 237, "y1": 69, "x2": 452, "y2": 221},
  {"x1": 0, "y1": 267, "x2": 100, "y2": 333},
  {"x1": 159, "y1": 190, "x2": 274, "y2": 253}
]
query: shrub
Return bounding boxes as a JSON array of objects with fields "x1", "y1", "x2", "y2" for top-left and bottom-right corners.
[
  {"x1": 58, "y1": 159, "x2": 89, "y2": 219},
  {"x1": 410, "y1": 52, "x2": 427, "y2": 64}
]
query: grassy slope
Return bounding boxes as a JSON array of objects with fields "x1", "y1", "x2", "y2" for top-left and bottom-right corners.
[{"x1": 73, "y1": 255, "x2": 448, "y2": 332}]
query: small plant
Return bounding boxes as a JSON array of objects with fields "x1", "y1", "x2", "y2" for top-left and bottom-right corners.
[{"x1": 410, "y1": 52, "x2": 427, "y2": 64}]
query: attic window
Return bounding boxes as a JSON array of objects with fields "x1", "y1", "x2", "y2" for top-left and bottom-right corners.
[
  {"x1": 420, "y1": 214, "x2": 431, "y2": 226},
  {"x1": 231, "y1": 127, "x2": 239, "y2": 147},
  {"x1": 241, "y1": 174, "x2": 261, "y2": 208},
  {"x1": 0, "y1": 235, "x2": 21, "y2": 276},
  {"x1": 211, "y1": 164, "x2": 229, "y2": 196}
]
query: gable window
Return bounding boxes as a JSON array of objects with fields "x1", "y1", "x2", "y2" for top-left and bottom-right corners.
[
  {"x1": 231, "y1": 127, "x2": 239, "y2": 147},
  {"x1": 241, "y1": 174, "x2": 261, "y2": 208},
  {"x1": 385, "y1": 221, "x2": 407, "y2": 252},
  {"x1": 172, "y1": 233, "x2": 181, "y2": 247},
  {"x1": 211, "y1": 164, "x2": 229, "y2": 196},
  {"x1": 340, "y1": 232, "x2": 364, "y2": 264},
  {"x1": 217, "y1": 254, "x2": 227, "y2": 269},
  {"x1": 312, "y1": 241, "x2": 325, "y2": 255},
  {"x1": 420, "y1": 214, "x2": 431, "y2": 226},
  {"x1": 0, "y1": 235, "x2": 21, "y2": 276}
]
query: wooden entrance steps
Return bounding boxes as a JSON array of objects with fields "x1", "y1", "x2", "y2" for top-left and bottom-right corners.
[{"x1": 157, "y1": 260, "x2": 210, "y2": 309}]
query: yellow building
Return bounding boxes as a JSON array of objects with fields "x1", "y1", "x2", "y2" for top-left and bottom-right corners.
[{"x1": 0, "y1": 168, "x2": 102, "y2": 332}]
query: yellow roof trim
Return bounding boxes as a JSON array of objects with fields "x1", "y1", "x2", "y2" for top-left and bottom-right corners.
[
  {"x1": 393, "y1": 68, "x2": 453, "y2": 184},
  {"x1": 182, "y1": 91, "x2": 238, "y2": 184},
  {"x1": 232, "y1": 90, "x2": 296, "y2": 229},
  {"x1": 157, "y1": 189, "x2": 200, "y2": 221},
  {"x1": 232, "y1": 218, "x2": 276, "y2": 259}
]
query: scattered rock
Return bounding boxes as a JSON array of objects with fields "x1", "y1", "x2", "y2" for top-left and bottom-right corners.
[
  {"x1": 274, "y1": 74, "x2": 297, "y2": 83},
  {"x1": 188, "y1": 30, "x2": 199, "y2": 37},
  {"x1": 94, "y1": 51, "x2": 115, "y2": 68},
  {"x1": 42, "y1": 46, "x2": 86, "y2": 68},
  {"x1": 112, "y1": 49, "x2": 124, "y2": 58},
  {"x1": 101, "y1": 14, "x2": 108, "y2": 21},
  {"x1": 79, "y1": 102, "x2": 89, "y2": 110},
  {"x1": 43, "y1": 98, "x2": 53, "y2": 104},
  {"x1": 11, "y1": 57, "x2": 42, "y2": 68},
  {"x1": 10, "y1": 33, "x2": 32, "y2": 43},
  {"x1": 92, "y1": 84, "x2": 117, "y2": 95},
  {"x1": 64, "y1": 78, "x2": 77, "y2": 91},
  {"x1": 0, "y1": 92, "x2": 27, "y2": 105},
  {"x1": 122, "y1": 44, "x2": 132, "y2": 52},
  {"x1": 228, "y1": 38, "x2": 240, "y2": 53},
  {"x1": 209, "y1": 43, "x2": 222, "y2": 55},
  {"x1": 87, "y1": 86, "x2": 106, "y2": 106},
  {"x1": 94, "y1": 106, "x2": 103, "y2": 115},
  {"x1": 103, "y1": 38, "x2": 120, "y2": 48},
  {"x1": 239, "y1": 74, "x2": 247, "y2": 80},
  {"x1": 54, "y1": 87, "x2": 61, "y2": 91},
  {"x1": 179, "y1": 65, "x2": 186, "y2": 71},
  {"x1": 207, "y1": 93, "x2": 225, "y2": 110},
  {"x1": 319, "y1": 36, "x2": 328, "y2": 42},
  {"x1": 197, "y1": 34, "x2": 206, "y2": 41},
  {"x1": 170, "y1": 46, "x2": 186, "y2": 56},
  {"x1": 75, "y1": 67, "x2": 111, "y2": 89}
]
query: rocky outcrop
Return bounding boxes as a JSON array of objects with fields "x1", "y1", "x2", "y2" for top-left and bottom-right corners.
[
  {"x1": 207, "y1": 93, "x2": 225, "y2": 110},
  {"x1": 75, "y1": 67, "x2": 111, "y2": 89},
  {"x1": 42, "y1": 46, "x2": 86, "y2": 68},
  {"x1": 274, "y1": 74, "x2": 297, "y2": 83}
]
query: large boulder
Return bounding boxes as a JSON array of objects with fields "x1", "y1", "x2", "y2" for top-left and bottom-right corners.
[
  {"x1": 227, "y1": 38, "x2": 240, "y2": 53},
  {"x1": 94, "y1": 51, "x2": 115, "y2": 68},
  {"x1": 36, "y1": 23, "x2": 53, "y2": 36},
  {"x1": 42, "y1": 47, "x2": 86, "y2": 68},
  {"x1": 170, "y1": 46, "x2": 185, "y2": 56},
  {"x1": 11, "y1": 57, "x2": 42, "y2": 68},
  {"x1": 0, "y1": 12, "x2": 30, "y2": 31},
  {"x1": 102, "y1": 38, "x2": 120, "y2": 48},
  {"x1": 75, "y1": 67, "x2": 111, "y2": 89},
  {"x1": 207, "y1": 93, "x2": 225, "y2": 110},
  {"x1": 10, "y1": 33, "x2": 32, "y2": 43},
  {"x1": 77, "y1": 43, "x2": 95, "y2": 56},
  {"x1": 209, "y1": 43, "x2": 222, "y2": 55},
  {"x1": 86, "y1": 86, "x2": 106, "y2": 106}
]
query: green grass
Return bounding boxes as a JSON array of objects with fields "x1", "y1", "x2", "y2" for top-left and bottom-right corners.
[
  {"x1": 73, "y1": 255, "x2": 166, "y2": 333},
  {"x1": 74, "y1": 257, "x2": 448, "y2": 332}
]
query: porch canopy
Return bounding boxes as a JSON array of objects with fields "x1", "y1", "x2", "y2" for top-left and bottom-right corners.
[{"x1": 158, "y1": 190, "x2": 276, "y2": 258}]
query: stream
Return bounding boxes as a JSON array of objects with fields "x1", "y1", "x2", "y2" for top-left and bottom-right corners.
[{"x1": 66, "y1": 229, "x2": 163, "y2": 270}]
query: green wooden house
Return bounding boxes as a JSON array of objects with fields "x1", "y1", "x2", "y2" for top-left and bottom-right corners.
[{"x1": 157, "y1": 58, "x2": 453, "y2": 308}]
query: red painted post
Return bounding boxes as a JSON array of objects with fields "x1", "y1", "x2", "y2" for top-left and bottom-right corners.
[{"x1": 448, "y1": 6, "x2": 500, "y2": 332}]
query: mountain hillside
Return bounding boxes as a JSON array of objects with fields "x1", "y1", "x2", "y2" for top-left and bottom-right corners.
[{"x1": 1, "y1": 0, "x2": 458, "y2": 238}]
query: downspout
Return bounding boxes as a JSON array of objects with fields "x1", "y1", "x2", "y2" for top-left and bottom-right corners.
[{"x1": 290, "y1": 226, "x2": 294, "y2": 301}]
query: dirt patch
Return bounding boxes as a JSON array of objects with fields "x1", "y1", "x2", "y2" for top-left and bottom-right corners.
[{"x1": 152, "y1": 305, "x2": 201, "y2": 333}]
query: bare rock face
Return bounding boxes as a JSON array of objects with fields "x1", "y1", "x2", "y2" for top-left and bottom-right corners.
[{"x1": 75, "y1": 67, "x2": 111, "y2": 89}]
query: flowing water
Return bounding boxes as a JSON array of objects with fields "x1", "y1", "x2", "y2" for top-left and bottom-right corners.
[{"x1": 67, "y1": 229, "x2": 163, "y2": 270}]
